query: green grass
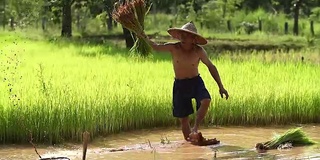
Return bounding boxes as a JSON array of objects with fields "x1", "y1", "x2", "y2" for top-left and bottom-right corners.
[{"x1": 0, "y1": 32, "x2": 320, "y2": 145}]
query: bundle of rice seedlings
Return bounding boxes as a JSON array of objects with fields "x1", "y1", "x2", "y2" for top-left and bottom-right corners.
[
  {"x1": 132, "y1": 0, "x2": 149, "y2": 28},
  {"x1": 257, "y1": 127, "x2": 316, "y2": 150},
  {"x1": 112, "y1": 0, "x2": 152, "y2": 57},
  {"x1": 129, "y1": 37, "x2": 152, "y2": 58},
  {"x1": 112, "y1": 1, "x2": 143, "y2": 34}
]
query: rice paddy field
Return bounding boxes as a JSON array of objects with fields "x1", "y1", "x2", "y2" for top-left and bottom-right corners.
[{"x1": 0, "y1": 32, "x2": 320, "y2": 145}]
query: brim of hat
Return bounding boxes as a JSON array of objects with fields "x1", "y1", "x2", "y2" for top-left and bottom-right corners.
[{"x1": 167, "y1": 28, "x2": 207, "y2": 45}]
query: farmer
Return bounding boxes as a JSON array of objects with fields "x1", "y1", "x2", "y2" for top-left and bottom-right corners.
[{"x1": 137, "y1": 21, "x2": 229, "y2": 145}]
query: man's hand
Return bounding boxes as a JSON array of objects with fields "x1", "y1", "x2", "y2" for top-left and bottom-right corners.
[
  {"x1": 136, "y1": 31, "x2": 148, "y2": 39},
  {"x1": 219, "y1": 87, "x2": 229, "y2": 100}
]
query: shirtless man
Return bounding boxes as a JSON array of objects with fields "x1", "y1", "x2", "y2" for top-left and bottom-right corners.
[{"x1": 137, "y1": 21, "x2": 229, "y2": 144}]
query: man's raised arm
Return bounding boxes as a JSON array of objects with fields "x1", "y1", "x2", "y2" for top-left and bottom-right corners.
[{"x1": 137, "y1": 32, "x2": 174, "y2": 53}]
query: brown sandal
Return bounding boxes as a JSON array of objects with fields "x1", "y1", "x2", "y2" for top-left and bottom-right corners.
[{"x1": 190, "y1": 132, "x2": 220, "y2": 146}]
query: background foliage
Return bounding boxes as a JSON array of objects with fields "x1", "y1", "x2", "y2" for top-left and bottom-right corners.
[{"x1": 0, "y1": 0, "x2": 319, "y2": 37}]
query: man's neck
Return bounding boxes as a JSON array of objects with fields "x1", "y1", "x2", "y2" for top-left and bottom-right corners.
[{"x1": 180, "y1": 42, "x2": 195, "y2": 51}]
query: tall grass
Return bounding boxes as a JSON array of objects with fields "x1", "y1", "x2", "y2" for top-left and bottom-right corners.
[{"x1": 0, "y1": 32, "x2": 319, "y2": 144}]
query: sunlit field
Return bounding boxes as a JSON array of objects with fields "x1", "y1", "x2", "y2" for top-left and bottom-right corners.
[{"x1": 0, "y1": 32, "x2": 320, "y2": 145}]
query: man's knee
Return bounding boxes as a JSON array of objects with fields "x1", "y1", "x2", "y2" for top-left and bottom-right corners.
[{"x1": 201, "y1": 98, "x2": 211, "y2": 107}]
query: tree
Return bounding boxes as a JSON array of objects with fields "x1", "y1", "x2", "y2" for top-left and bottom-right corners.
[
  {"x1": 104, "y1": 0, "x2": 117, "y2": 31},
  {"x1": 1, "y1": 0, "x2": 6, "y2": 30},
  {"x1": 2, "y1": 0, "x2": 44, "y2": 30},
  {"x1": 117, "y1": 0, "x2": 134, "y2": 49},
  {"x1": 61, "y1": 0, "x2": 75, "y2": 37},
  {"x1": 41, "y1": 0, "x2": 52, "y2": 31},
  {"x1": 292, "y1": 0, "x2": 302, "y2": 35}
]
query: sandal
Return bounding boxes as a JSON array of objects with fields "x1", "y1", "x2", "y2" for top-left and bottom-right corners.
[{"x1": 190, "y1": 132, "x2": 220, "y2": 146}]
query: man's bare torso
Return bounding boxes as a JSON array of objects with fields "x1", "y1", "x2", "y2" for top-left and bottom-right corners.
[{"x1": 171, "y1": 42, "x2": 201, "y2": 79}]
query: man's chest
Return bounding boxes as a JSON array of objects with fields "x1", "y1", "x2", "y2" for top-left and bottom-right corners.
[{"x1": 172, "y1": 51, "x2": 200, "y2": 66}]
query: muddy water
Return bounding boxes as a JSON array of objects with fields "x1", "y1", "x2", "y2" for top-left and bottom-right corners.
[{"x1": 1, "y1": 125, "x2": 319, "y2": 160}]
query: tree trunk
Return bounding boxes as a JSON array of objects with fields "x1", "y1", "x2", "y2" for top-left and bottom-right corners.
[
  {"x1": 107, "y1": 12, "x2": 113, "y2": 31},
  {"x1": 310, "y1": 21, "x2": 314, "y2": 37},
  {"x1": 284, "y1": 22, "x2": 288, "y2": 34},
  {"x1": 222, "y1": 0, "x2": 227, "y2": 18},
  {"x1": 76, "y1": 14, "x2": 80, "y2": 31},
  {"x1": 3, "y1": 0, "x2": 6, "y2": 30},
  {"x1": 122, "y1": 27, "x2": 134, "y2": 49},
  {"x1": 10, "y1": 16, "x2": 15, "y2": 31},
  {"x1": 258, "y1": 19, "x2": 262, "y2": 31},
  {"x1": 118, "y1": 0, "x2": 134, "y2": 48},
  {"x1": 293, "y1": 0, "x2": 302, "y2": 36},
  {"x1": 113, "y1": 20, "x2": 117, "y2": 28},
  {"x1": 42, "y1": 17, "x2": 47, "y2": 31},
  {"x1": 227, "y1": 20, "x2": 231, "y2": 32},
  {"x1": 61, "y1": 0, "x2": 73, "y2": 37}
]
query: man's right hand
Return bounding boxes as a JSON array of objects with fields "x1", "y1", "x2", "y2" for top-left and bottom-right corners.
[
  {"x1": 219, "y1": 87, "x2": 229, "y2": 100},
  {"x1": 137, "y1": 31, "x2": 147, "y2": 39}
]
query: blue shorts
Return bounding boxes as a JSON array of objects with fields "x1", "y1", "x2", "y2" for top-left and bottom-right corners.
[{"x1": 172, "y1": 75, "x2": 211, "y2": 118}]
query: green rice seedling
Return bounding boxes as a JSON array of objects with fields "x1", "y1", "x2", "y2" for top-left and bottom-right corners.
[{"x1": 259, "y1": 127, "x2": 317, "y2": 150}]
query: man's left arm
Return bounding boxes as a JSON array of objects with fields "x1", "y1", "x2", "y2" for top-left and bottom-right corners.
[{"x1": 198, "y1": 47, "x2": 229, "y2": 99}]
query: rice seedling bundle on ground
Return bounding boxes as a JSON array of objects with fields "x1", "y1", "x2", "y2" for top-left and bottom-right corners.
[
  {"x1": 112, "y1": 0, "x2": 152, "y2": 57},
  {"x1": 256, "y1": 127, "x2": 317, "y2": 151}
]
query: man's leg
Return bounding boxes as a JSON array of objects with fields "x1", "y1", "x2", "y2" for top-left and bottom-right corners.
[
  {"x1": 179, "y1": 117, "x2": 191, "y2": 141},
  {"x1": 192, "y1": 98, "x2": 211, "y2": 133}
]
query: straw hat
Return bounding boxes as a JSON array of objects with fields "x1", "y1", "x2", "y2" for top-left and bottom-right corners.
[{"x1": 167, "y1": 21, "x2": 207, "y2": 45}]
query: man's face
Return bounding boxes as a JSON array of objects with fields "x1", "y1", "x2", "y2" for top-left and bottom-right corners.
[{"x1": 180, "y1": 32, "x2": 196, "y2": 44}]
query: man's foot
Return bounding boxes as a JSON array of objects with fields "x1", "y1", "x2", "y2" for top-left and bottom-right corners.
[
  {"x1": 189, "y1": 132, "x2": 220, "y2": 146},
  {"x1": 189, "y1": 131, "x2": 200, "y2": 142},
  {"x1": 192, "y1": 138, "x2": 220, "y2": 146}
]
